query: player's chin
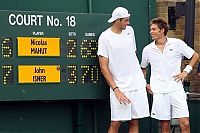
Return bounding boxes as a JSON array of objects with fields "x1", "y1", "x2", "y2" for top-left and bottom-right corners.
[
  {"x1": 122, "y1": 26, "x2": 127, "y2": 30},
  {"x1": 151, "y1": 36, "x2": 156, "y2": 40}
]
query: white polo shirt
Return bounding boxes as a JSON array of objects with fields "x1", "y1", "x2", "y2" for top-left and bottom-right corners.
[
  {"x1": 97, "y1": 26, "x2": 146, "y2": 92},
  {"x1": 141, "y1": 37, "x2": 194, "y2": 93}
]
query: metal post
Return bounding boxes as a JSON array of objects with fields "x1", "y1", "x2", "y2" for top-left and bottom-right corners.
[
  {"x1": 88, "y1": 0, "x2": 93, "y2": 13},
  {"x1": 184, "y1": 0, "x2": 195, "y2": 48}
]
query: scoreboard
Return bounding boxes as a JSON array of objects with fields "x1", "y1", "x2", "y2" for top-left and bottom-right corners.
[{"x1": 0, "y1": 10, "x2": 110, "y2": 101}]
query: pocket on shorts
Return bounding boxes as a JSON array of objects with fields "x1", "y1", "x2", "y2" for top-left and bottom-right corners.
[
  {"x1": 180, "y1": 89, "x2": 187, "y2": 100},
  {"x1": 110, "y1": 91, "x2": 130, "y2": 109},
  {"x1": 110, "y1": 92, "x2": 121, "y2": 108}
]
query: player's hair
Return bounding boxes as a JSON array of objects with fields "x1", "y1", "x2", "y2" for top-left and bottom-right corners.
[{"x1": 150, "y1": 17, "x2": 169, "y2": 36}]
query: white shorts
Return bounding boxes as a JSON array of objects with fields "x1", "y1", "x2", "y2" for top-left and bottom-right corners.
[
  {"x1": 151, "y1": 89, "x2": 189, "y2": 120},
  {"x1": 110, "y1": 88, "x2": 149, "y2": 121}
]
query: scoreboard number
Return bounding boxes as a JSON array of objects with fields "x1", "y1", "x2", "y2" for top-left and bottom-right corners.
[{"x1": 66, "y1": 16, "x2": 76, "y2": 27}]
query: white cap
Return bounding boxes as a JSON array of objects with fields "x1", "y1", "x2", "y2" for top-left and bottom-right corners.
[{"x1": 108, "y1": 7, "x2": 130, "y2": 23}]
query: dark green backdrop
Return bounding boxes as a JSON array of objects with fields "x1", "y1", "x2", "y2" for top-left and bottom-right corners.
[{"x1": 0, "y1": 0, "x2": 172, "y2": 133}]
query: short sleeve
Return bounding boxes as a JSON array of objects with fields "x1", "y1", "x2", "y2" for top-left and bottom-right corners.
[
  {"x1": 178, "y1": 39, "x2": 194, "y2": 59},
  {"x1": 141, "y1": 47, "x2": 149, "y2": 68},
  {"x1": 97, "y1": 32, "x2": 109, "y2": 58},
  {"x1": 128, "y1": 26, "x2": 137, "y2": 51},
  {"x1": 132, "y1": 28, "x2": 137, "y2": 51}
]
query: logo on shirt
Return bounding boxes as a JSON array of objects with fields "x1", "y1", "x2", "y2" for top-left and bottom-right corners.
[
  {"x1": 127, "y1": 32, "x2": 130, "y2": 35},
  {"x1": 169, "y1": 49, "x2": 173, "y2": 51}
]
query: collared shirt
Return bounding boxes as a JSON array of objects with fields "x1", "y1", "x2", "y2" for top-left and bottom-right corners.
[{"x1": 141, "y1": 37, "x2": 194, "y2": 93}]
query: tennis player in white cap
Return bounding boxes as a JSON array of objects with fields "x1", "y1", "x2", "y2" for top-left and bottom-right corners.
[{"x1": 97, "y1": 7, "x2": 150, "y2": 133}]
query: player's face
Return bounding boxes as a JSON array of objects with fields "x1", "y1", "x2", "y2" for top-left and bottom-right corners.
[
  {"x1": 150, "y1": 24, "x2": 164, "y2": 41},
  {"x1": 118, "y1": 17, "x2": 130, "y2": 30}
]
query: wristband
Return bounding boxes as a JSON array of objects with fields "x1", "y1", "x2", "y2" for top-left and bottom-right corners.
[
  {"x1": 113, "y1": 87, "x2": 119, "y2": 91},
  {"x1": 183, "y1": 65, "x2": 192, "y2": 74}
]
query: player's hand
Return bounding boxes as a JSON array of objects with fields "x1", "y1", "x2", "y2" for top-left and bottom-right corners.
[
  {"x1": 146, "y1": 84, "x2": 153, "y2": 95},
  {"x1": 173, "y1": 71, "x2": 188, "y2": 82},
  {"x1": 114, "y1": 88, "x2": 131, "y2": 105}
]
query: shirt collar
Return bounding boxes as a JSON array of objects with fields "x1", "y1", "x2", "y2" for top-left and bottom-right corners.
[{"x1": 152, "y1": 37, "x2": 171, "y2": 47}]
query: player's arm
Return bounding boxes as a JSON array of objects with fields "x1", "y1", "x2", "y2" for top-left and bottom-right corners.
[
  {"x1": 187, "y1": 52, "x2": 199, "y2": 68},
  {"x1": 98, "y1": 56, "x2": 117, "y2": 90},
  {"x1": 141, "y1": 67, "x2": 153, "y2": 95},
  {"x1": 141, "y1": 48, "x2": 153, "y2": 94},
  {"x1": 141, "y1": 67, "x2": 147, "y2": 79},
  {"x1": 174, "y1": 52, "x2": 199, "y2": 81},
  {"x1": 98, "y1": 55, "x2": 131, "y2": 104}
]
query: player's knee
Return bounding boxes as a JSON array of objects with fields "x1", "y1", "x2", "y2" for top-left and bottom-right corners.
[
  {"x1": 110, "y1": 121, "x2": 121, "y2": 128},
  {"x1": 129, "y1": 119, "x2": 138, "y2": 127},
  {"x1": 180, "y1": 121, "x2": 190, "y2": 130},
  {"x1": 161, "y1": 126, "x2": 170, "y2": 132}
]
